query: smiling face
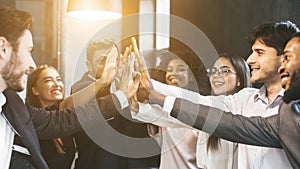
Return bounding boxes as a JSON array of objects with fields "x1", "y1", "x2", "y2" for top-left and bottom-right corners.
[
  {"x1": 210, "y1": 57, "x2": 240, "y2": 95},
  {"x1": 278, "y1": 37, "x2": 300, "y2": 90},
  {"x1": 165, "y1": 59, "x2": 189, "y2": 88},
  {"x1": 246, "y1": 39, "x2": 281, "y2": 84},
  {"x1": 31, "y1": 68, "x2": 64, "y2": 108},
  {"x1": 1, "y1": 30, "x2": 36, "y2": 91}
]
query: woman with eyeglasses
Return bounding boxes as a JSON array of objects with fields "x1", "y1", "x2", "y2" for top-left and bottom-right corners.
[
  {"x1": 197, "y1": 54, "x2": 251, "y2": 169},
  {"x1": 208, "y1": 55, "x2": 250, "y2": 95}
]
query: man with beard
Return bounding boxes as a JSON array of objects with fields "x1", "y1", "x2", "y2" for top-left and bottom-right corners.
[{"x1": 0, "y1": 7, "x2": 39, "y2": 169}]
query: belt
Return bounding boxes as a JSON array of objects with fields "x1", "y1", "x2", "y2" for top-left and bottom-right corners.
[{"x1": 12, "y1": 145, "x2": 30, "y2": 156}]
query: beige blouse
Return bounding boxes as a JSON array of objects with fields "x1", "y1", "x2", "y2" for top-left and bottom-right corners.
[{"x1": 148, "y1": 125, "x2": 200, "y2": 169}]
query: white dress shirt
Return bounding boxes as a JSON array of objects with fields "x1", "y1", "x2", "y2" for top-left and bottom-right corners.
[{"x1": 0, "y1": 92, "x2": 14, "y2": 169}]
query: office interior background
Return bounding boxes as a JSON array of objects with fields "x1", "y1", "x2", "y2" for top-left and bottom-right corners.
[{"x1": 0, "y1": 0, "x2": 300, "y2": 95}]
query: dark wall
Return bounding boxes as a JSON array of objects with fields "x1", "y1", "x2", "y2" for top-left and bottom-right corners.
[{"x1": 170, "y1": 0, "x2": 300, "y2": 59}]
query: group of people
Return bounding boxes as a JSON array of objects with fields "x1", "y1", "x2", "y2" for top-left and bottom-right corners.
[{"x1": 1, "y1": 6, "x2": 300, "y2": 169}]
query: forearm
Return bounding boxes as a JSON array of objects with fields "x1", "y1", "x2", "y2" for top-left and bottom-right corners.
[
  {"x1": 97, "y1": 93, "x2": 126, "y2": 120},
  {"x1": 148, "y1": 90, "x2": 166, "y2": 106},
  {"x1": 64, "y1": 80, "x2": 109, "y2": 108},
  {"x1": 171, "y1": 98, "x2": 281, "y2": 148},
  {"x1": 31, "y1": 93, "x2": 125, "y2": 140},
  {"x1": 148, "y1": 85, "x2": 281, "y2": 147},
  {"x1": 29, "y1": 105, "x2": 82, "y2": 139},
  {"x1": 151, "y1": 79, "x2": 247, "y2": 113},
  {"x1": 131, "y1": 102, "x2": 191, "y2": 128}
]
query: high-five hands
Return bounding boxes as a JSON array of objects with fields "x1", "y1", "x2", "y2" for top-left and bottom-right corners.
[
  {"x1": 131, "y1": 37, "x2": 154, "y2": 102},
  {"x1": 116, "y1": 48, "x2": 141, "y2": 99},
  {"x1": 59, "y1": 45, "x2": 119, "y2": 110},
  {"x1": 115, "y1": 46, "x2": 141, "y2": 111},
  {"x1": 95, "y1": 45, "x2": 119, "y2": 87}
]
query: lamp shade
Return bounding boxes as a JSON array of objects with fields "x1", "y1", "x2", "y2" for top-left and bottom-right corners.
[{"x1": 67, "y1": 0, "x2": 122, "y2": 20}]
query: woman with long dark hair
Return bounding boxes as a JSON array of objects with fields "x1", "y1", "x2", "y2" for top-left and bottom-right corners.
[
  {"x1": 25, "y1": 65, "x2": 75, "y2": 169},
  {"x1": 197, "y1": 54, "x2": 250, "y2": 169}
]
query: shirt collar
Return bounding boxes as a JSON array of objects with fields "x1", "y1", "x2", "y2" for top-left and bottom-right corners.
[
  {"x1": 254, "y1": 85, "x2": 285, "y2": 104},
  {"x1": 0, "y1": 92, "x2": 6, "y2": 113},
  {"x1": 254, "y1": 85, "x2": 267, "y2": 101}
]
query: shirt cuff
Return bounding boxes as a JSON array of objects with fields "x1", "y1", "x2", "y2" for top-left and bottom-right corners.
[
  {"x1": 136, "y1": 103, "x2": 156, "y2": 122},
  {"x1": 113, "y1": 90, "x2": 129, "y2": 110},
  {"x1": 163, "y1": 96, "x2": 176, "y2": 114}
]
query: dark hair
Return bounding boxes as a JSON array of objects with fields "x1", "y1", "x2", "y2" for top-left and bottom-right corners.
[
  {"x1": 207, "y1": 54, "x2": 251, "y2": 152},
  {"x1": 156, "y1": 50, "x2": 211, "y2": 94},
  {"x1": 154, "y1": 51, "x2": 200, "y2": 92},
  {"x1": 25, "y1": 65, "x2": 58, "y2": 108},
  {"x1": 168, "y1": 58, "x2": 196, "y2": 90},
  {"x1": 221, "y1": 54, "x2": 250, "y2": 93},
  {"x1": 285, "y1": 31, "x2": 300, "y2": 47},
  {"x1": 248, "y1": 21, "x2": 299, "y2": 56},
  {"x1": 0, "y1": 6, "x2": 33, "y2": 51}
]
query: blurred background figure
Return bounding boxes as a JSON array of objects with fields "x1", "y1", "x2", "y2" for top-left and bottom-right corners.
[{"x1": 71, "y1": 38, "x2": 160, "y2": 169}]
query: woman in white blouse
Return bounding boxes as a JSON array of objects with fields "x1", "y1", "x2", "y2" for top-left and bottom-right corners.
[{"x1": 197, "y1": 54, "x2": 250, "y2": 169}]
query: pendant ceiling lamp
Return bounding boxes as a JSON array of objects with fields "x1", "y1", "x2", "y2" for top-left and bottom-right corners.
[{"x1": 67, "y1": 0, "x2": 122, "y2": 20}]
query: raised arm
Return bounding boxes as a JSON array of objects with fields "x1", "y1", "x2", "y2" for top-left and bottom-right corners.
[
  {"x1": 29, "y1": 92, "x2": 124, "y2": 140},
  {"x1": 3, "y1": 87, "x2": 124, "y2": 140},
  {"x1": 169, "y1": 97, "x2": 281, "y2": 148},
  {"x1": 60, "y1": 46, "x2": 119, "y2": 109}
]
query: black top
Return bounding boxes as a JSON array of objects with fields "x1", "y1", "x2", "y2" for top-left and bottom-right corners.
[{"x1": 38, "y1": 103, "x2": 75, "y2": 169}]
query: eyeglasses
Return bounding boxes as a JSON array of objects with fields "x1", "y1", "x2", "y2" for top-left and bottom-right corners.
[{"x1": 207, "y1": 66, "x2": 237, "y2": 77}]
